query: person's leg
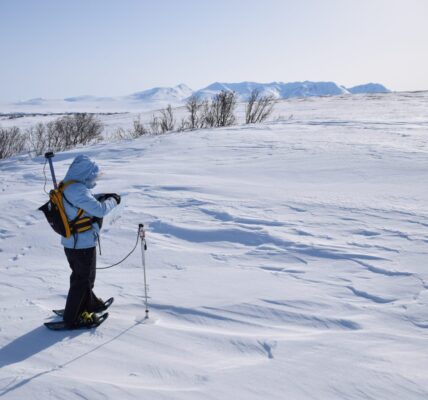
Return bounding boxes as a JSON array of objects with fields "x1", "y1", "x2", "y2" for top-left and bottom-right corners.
[
  {"x1": 87, "y1": 248, "x2": 104, "y2": 311},
  {"x1": 63, "y1": 247, "x2": 96, "y2": 325}
]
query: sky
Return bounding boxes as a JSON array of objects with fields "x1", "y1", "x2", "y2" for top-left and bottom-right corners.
[{"x1": 0, "y1": 0, "x2": 427, "y2": 101}]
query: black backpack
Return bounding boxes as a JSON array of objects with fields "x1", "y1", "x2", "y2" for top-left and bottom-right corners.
[{"x1": 39, "y1": 181, "x2": 94, "y2": 238}]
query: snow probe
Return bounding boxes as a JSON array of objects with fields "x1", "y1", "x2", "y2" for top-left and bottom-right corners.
[
  {"x1": 44, "y1": 151, "x2": 58, "y2": 189},
  {"x1": 139, "y1": 223, "x2": 149, "y2": 319}
]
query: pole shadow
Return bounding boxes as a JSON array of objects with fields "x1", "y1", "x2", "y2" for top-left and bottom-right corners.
[{"x1": 0, "y1": 326, "x2": 83, "y2": 369}]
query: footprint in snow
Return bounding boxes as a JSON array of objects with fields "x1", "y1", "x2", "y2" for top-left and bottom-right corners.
[
  {"x1": 0, "y1": 229, "x2": 15, "y2": 240},
  {"x1": 8, "y1": 246, "x2": 31, "y2": 262}
]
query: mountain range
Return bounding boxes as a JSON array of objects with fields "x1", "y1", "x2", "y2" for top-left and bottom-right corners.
[
  {"x1": 8, "y1": 81, "x2": 390, "y2": 112},
  {"x1": 193, "y1": 81, "x2": 390, "y2": 100},
  {"x1": 19, "y1": 81, "x2": 390, "y2": 104}
]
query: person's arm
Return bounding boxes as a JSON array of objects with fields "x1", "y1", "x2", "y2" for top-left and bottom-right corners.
[{"x1": 67, "y1": 185, "x2": 117, "y2": 218}]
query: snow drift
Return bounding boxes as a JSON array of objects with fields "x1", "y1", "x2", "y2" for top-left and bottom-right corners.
[{"x1": 0, "y1": 92, "x2": 427, "y2": 399}]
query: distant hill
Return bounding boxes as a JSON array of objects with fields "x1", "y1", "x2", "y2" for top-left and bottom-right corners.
[
  {"x1": 9, "y1": 81, "x2": 391, "y2": 112},
  {"x1": 193, "y1": 81, "x2": 350, "y2": 100},
  {"x1": 347, "y1": 83, "x2": 390, "y2": 94},
  {"x1": 15, "y1": 97, "x2": 47, "y2": 105},
  {"x1": 129, "y1": 84, "x2": 193, "y2": 102}
]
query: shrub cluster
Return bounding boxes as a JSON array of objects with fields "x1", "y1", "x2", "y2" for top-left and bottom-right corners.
[
  {"x1": 1, "y1": 91, "x2": 276, "y2": 159},
  {"x1": 182, "y1": 91, "x2": 237, "y2": 130},
  {"x1": 0, "y1": 126, "x2": 27, "y2": 159},
  {"x1": 0, "y1": 113, "x2": 103, "y2": 159},
  {"x1": 126, "y1": 89, "x2": 275, "y2": 138}
]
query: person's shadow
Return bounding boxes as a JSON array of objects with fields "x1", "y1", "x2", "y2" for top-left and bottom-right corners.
[
  {"x1": 0, "y1": 325, "x2": 84, "y2": 397},
  {"x1": 0, "y1": 318, "x2": 144, "y2": 398}
]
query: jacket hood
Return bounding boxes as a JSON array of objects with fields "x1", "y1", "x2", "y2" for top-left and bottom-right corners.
[{"x1": 63, "y1": 155, "x2": 100, "y2": 188}]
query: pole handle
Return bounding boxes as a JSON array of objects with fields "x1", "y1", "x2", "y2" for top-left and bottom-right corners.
[
  {"x1": 44, "y1": 152, "x2": 58, "y2": 189},
  {"x1": 139, "y1": 223, "x2": 147, "y2": 250}
]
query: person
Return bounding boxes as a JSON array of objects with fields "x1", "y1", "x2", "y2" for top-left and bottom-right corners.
[{"x1": 60, "y1": 155, "x2": 120, "y2": 328}]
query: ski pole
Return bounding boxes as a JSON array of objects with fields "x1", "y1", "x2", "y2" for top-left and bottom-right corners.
[
  {"x1": 45, "y1": 152, "x2": 58, "y2": 189},
  {"x1": 139, "y1": 223, "x2": 149, "y2": 319}
]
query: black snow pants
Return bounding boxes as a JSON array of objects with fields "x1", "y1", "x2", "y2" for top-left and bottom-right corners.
[{"x1": 63, "y1": 247, "x2": 103, "y2": 325}]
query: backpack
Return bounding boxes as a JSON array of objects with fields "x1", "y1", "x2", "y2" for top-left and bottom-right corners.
[{"x1": 39, "y1": 181, "x2": 94, "y2": 238}]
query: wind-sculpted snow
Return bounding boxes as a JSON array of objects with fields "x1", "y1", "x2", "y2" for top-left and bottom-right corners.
[{"x1": 0, "y1": 93, "x2": 428, "y2": 399}]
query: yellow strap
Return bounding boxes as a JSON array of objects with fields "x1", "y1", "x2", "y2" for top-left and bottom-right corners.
[
  {"x1": 60, "y1": 181, "x2": 87, "y2": 223},
  {"x1": 76, "y1": 225, "x2": 92, "y2": 233},
  {"x1": 59, "y1": 180, "x2": 77, "y2": 191},
  {"x1": 51, "y1": 191, "x2": 72, "y2": 238},
  {"x1": 74, "y1": 217, "x2": 92, "y2": 225}
]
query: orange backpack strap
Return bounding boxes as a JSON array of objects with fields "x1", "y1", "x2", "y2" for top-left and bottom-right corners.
[
  {"x1": 59, "y1": 181, "x2": 94, "y2": 235},
  {"x1": 59, "y1": 180, "x2": 77, "y2": 191}
]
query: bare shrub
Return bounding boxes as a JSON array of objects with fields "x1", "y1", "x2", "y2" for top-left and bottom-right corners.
[
  {"x1": 27, "y1": 122, "x2": 66, "y2": 155},
  {"x1": 27, "y1": 113, "x2": 103, "y2": 155},
  {"x1": 245, "y1": 89, "x2": 276, "y2": 124},
  {"x1": 159, "y1": 105, "x2": 175, "y2": 133},
  {"x1": 177, "y1": 117, "x2": 189, "y2": 132},
  {"x1": 185, "y1": 95, "x2": 203, "y2": 129},
  {"x1": 129, "y1": 117, "x2": 148, "y2": 138},
  {"x1": 200, "y1": 100, "x2": 215, "y2": 128},
  {"x1": 149, "y1": 115, "x2": 161, "y2": 135},
  {"x1": 112, "y1": 127, "x2": 129, "y2": 140},
  {"x1": 57, "y1": 113, "x2": 103, "y2": 147},
  {"x1": 209, "y1": 90, "x2": 237, "y2": 127},
  {"x1": 0, "y1": 126, "x2": 27, "y2": 159},
  {"x1": 27, "y1": 123, "x2": 48, "y2": 156},
  {"x1": 183, "y1": 92, "x2": 237, "y2": 131}
]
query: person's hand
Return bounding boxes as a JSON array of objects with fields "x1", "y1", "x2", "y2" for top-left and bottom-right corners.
[
  {"x1": 98, "y1": 193, "x2": 121, "y2": 204},
  {"x1": 95, "y1": 193, "x2": 108, "y2": 202},
  {"x1": 110, "y1": 193, "x2": 121, "y2": 205}
]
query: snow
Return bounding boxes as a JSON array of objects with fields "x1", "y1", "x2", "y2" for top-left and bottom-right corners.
[
  {"x1": 1, "y1": 92, "x2": 428, "y2": 399},
  {"x1": 0, "y1": 81, "x2": 391, "y2": 114},
  {"x1": 129, "y1": 84, "x2": 193, "y2": 102},
  {"x1": 194, "y1": 81, "x2": 364, "y2": 100},
  {"x1": 348, "y1": 83, "x2": 390, "y2": 94}
]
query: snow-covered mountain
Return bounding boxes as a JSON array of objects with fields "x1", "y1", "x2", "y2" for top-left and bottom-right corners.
[
  {"x1": 64, "y1": 95, "x2": 113, "y2": 103},
  {"x1": 347, "y1": 83, "x2": 390, "y2": 94},
  {"x1": 128, "y1": 84, "x2": 193, "y2": 102},
  {"x1": 193, "y1": 81, "x2": 351, "y2": 100},
  {"x1": 15, "y1": 97, "x2": 47, "y2": 106},
  {"x1": 3, "y1": 81, "x2": 391, "y2": 113}
]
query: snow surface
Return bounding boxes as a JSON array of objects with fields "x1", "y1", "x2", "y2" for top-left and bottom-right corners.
[
  {"x1": 129, "y1": 84, "x2": 193, "y2": 102},
  {"x1": 194, "y1": 81, "x2": 350, "y2": 100},
  {"x1": 348, "y1": 83, "x2": 390, "y2": 94},
  {"x1": 1, "y1": 92, "x2": 428, "y2": 399},
  {"x1": 0, "y1": 81, "x2": 391, "y2": 114}
]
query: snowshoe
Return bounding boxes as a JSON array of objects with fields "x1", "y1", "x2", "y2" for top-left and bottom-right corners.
[
  {"x1": 52, "y1": 297, "x2": 114, "y2": 317},
  {"x1": 45, "y1": 311, "x2": 109, "y2": 331}
]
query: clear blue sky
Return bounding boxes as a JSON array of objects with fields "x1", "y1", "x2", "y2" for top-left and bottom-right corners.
[{"x1": 1, "y1": 0, "x2": 427, "y2": 101}]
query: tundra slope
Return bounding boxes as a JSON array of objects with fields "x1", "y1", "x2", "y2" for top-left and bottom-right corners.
[{"x1": 0, "y1": 92, "x2": 427, "y2": 399}]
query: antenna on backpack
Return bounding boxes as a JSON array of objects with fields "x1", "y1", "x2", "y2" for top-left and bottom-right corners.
[{"x1": 45, "y1": 152, "x2": 58, "y2": 189}]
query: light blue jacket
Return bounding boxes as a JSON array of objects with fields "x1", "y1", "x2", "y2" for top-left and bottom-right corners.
[{"x1": 60, "y1": 155, "x2": 117, "y2": 249}]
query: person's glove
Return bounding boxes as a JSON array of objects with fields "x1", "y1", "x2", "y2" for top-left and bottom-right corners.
[
  {"x1": 95, "y1": 193, "x2": 109, "y2": 202},
  {"x1": 110, "y1": 193, "x2": 121, "y2": 205},
  {"x1": 97, "y1": 193, "x2": 121, "y2": 204}
]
